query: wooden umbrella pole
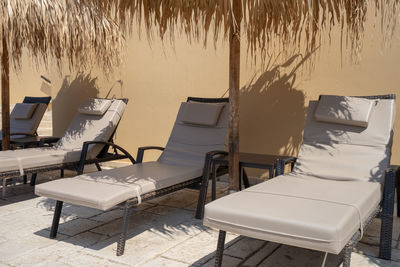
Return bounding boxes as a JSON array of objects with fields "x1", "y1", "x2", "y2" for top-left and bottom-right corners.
[
  {"x1": 1, "y1": 34, "x2": 10, "y2": 150},
  {"x1": 228, "y1": 0, "x2": 242, "y2": 192}
]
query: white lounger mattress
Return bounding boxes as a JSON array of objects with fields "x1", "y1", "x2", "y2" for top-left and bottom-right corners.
[
  {"x1": 203, "y1": 173, "x2": 381, "y2": 254},
  {"x1": 35, "y1": 162, "x2": 203, "y2": 211}
]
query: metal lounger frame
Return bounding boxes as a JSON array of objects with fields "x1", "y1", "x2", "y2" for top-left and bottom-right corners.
[
  {"x1": 213, "y1": 94, "x2": 397, "y2": 267},
  {"x1": 48, "y1": 97, "x2": 229, "y2": 256}
]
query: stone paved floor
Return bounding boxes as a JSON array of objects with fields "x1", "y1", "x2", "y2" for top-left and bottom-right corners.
[{"x1": 0, "y1": 171, "x2": 400, "y2": 267}]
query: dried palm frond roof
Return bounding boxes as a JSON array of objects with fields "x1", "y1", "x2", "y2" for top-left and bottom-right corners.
[
  {"x1": 0, "y1": 0, "x2": 124, "y2": 73},
  {"x1": 115, "y1": 0, "x2": 400, "y2": 57},
  {"x1": 1, "y1": 0, "x2": 398, "y2": 72}
]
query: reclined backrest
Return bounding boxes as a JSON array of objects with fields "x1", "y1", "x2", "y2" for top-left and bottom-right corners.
[
  {"x1": 9, "y1": 103, "x2": 48, "y2": 136},
  {"x1": 293, "y1": 95, "x2": 396, "y2": 183},
  {"x1": 6, "y1": 96, "x2": 52, "y2": 137},
  {"x1": 55, "y1": 98, "x2": 127, "y2": 158},
  {"x1": 158, "y1": 98, "x2": 229, "y2": 168}
]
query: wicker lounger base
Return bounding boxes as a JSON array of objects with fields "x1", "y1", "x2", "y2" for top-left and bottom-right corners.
[{"x1": 49, "y1": 176, "x2": 203, "y2": 256}]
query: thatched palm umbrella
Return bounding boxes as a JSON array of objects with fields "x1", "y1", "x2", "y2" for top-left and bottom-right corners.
[
  {"x1": 113, "y1": 0, "x2": 399, "y2": 191},
  {"x1": 0, "y1": 0, "x2": 123, "y2": 150}
]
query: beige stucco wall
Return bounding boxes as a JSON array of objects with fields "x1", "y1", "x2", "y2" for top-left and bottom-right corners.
[{"x1": 7, "y1": 14, "x2": 400, "y2": 165}]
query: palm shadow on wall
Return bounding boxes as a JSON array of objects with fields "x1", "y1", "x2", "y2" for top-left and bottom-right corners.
[
  {"x1": 240, "y1": 52, "x2": 315, "y2": 157},
  {"x1": 52, "y1": 73, "x2": 99, "y2": 137}
]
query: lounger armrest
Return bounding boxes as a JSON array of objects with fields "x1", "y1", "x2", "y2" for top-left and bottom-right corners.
[
  {"x1": 39, "y1": 137, "x2": 60, "y2": 147},
  {"x1": 206, "y1": 150, "x2": 228, "y2": 158},
  {"x1": 137, "y1": 146, "x2": 165, "y2": 163},
  {"x1": 77, "y1": 141, "x2": 136, "y2": 174},
  {"x1": 276, "y1": 156, "x2": 297, "y2": 176},
  {"x1": 202, "y1": 150, "x2": 228, "y2": 176}
]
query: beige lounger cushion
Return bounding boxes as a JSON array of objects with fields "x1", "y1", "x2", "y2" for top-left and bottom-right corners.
[
  {"x1": 11, "y1": 103, "x2": 38, "y2": 120},
  {"x1": 0, "y1": 148, "x2": 81, "y2": 173},
  {"x1": 158, "y1": 102, "x2": 228, "y2": 168},
  {"x1": 294, "y1": 98, "x2": 395, "y2": 182},
  {"x1": 181, "y1": 102, "x2": 224, "y2": 126},
  {"x1": 35, "y1": 100, "x2": 229, "y2": 212},
  {"x1": 1, "y1": 103, "x2": 47, "y2": 139},
  {"x1": 0, "y1": 99, "x2": 126, "y2": 174},
  {"x1": 55, "y1": 99, "x2": 126, "y2": 158},
  {"x1": 315, "y1": 95, "x2": 374, "y2": 127},
  {"x1": 78, "y1": 98, "x2": 112, "y2": 115},
  {"x1": 204, "y1": 173, "x2": 381, "y2": 254},
  {"x1": 35, "y1": 162, "x2": 203, "y2": 210}
]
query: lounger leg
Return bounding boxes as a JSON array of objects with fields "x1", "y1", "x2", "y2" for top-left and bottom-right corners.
[
  {"x1": 397, "y1": 180, "x2": 400, "y2": 217},
  {"x1": 2, "y1": 178, "x2": 6, "y2": 197},
  {"x1": 30, "y1": 173, "x2": 37, "y2": 186},
  {"x1": 380, "y1": 169, "x2": 395, "y2": 260},
  {"x1": 396, "y1": 168, "x2": 400, "y2": 217},
  {"x1": 211, "y1": 162, "x2": 217, "y2": 201},
  {"x1": 342, "y1": 244, "x2": 352, "y2": 267},
  {"x1": 95, "y1": 163, "x2": 102, "y2": 171},
  {"x1": 242, "y1": 168, "x2": 250, "y2": 188},
  {"x1": 195, "y1": 163, "x2": 212, "y2": 219},
  {"x1": 50, "y1": 201, "x2": 63, "y2": 239},
  {"x1": 215, "y1": 230, "x2": 226, "y2": 267},
  {"x1": 117, "y1": 202, "x2": 132, "y2": 256}
]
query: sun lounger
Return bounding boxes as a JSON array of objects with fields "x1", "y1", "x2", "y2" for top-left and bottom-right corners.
[
  {"x1": 0, "y1": 96, "x2": 51, "y2": 145},
  {"x1": 35, "y1": 97, "x2": 229, "y2": 256},
  {"x1": 0, "y1": 98, "x2": 129, "y2": 197},
  {"x1": 204, "y1": 94, "x2": 396, "y2": 267}
]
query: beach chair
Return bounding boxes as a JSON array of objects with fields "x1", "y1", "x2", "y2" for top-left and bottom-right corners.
[
  {"x1": 35, "y1": 97, "x2": 229, "y2": 256},
  {"x1": 204, "y1": 94, "x2": 396, "y2": 267},
  {"x1": 0, "y1": 96, "x2": 51, "y2": 145},
  {"x1": 0, "y1": 98, "x2": 129, "y2": 197}
]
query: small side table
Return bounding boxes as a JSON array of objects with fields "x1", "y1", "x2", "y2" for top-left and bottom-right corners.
[
  {"x1": 210, "y1": 153, "x2": 291, "y2": 198},
  {"x1": 195, "y1": 151, "x2": 294, "y2": 219}
]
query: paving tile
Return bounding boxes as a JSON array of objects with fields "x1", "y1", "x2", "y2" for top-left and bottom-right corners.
[
  {"x1": 0, "y1": 233, "x2": 69, "y2": 262},
  {"x1": 5, "y1": 241, "x2": 78, "y2": 267},
  {"x1": 241, "y1": 242, "x2": 281, "y2": 266},
  {"x1": 84, "y1": 225, "x2": 185, "y2": 266},
  {"x1": 257, "y1": 244, "x2": 341, "y2": 267},
  {"x1": 224, "y1": 236, "x2": 266, "y2": 259},
  {"x1": 58, "y1": 250, "x2": 130, "y2": 267},
  {"x1": 62, "y1": 231, "x2": 109, "y2": 248},
  {"x1": 0, "y1": 199, "x2": 33, "y2": 217},
  {"x1": 140, "y1": 256, "x2": 188, "y2": 267},
  {"x1": 355, "y1": 242, "x2": 400, "y2": 262},
  {"x1": 60, "y1": 204, "x2": 104, "y2": 219},
  {"x1": 200, "y1": 255, "x2": 242, "y2": 267},
  {"x1": 89, "y1": 207, "x2": 125, "y2": 223},
  {"x1": 50, "y1": 218, "x2": 104, "y2": 237},
  {"x1": 147, "y1": 189, "x2": 199, "y2": 208},
  {"x1": 89, "y1": 217, "x2": 126, "y2": 237},
  {"x1": 345, "y1": 252, "x2": 399, "y2": 267},
  {"x1": 161, "y1": 229, "x2": 239, "y2": 265}
]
